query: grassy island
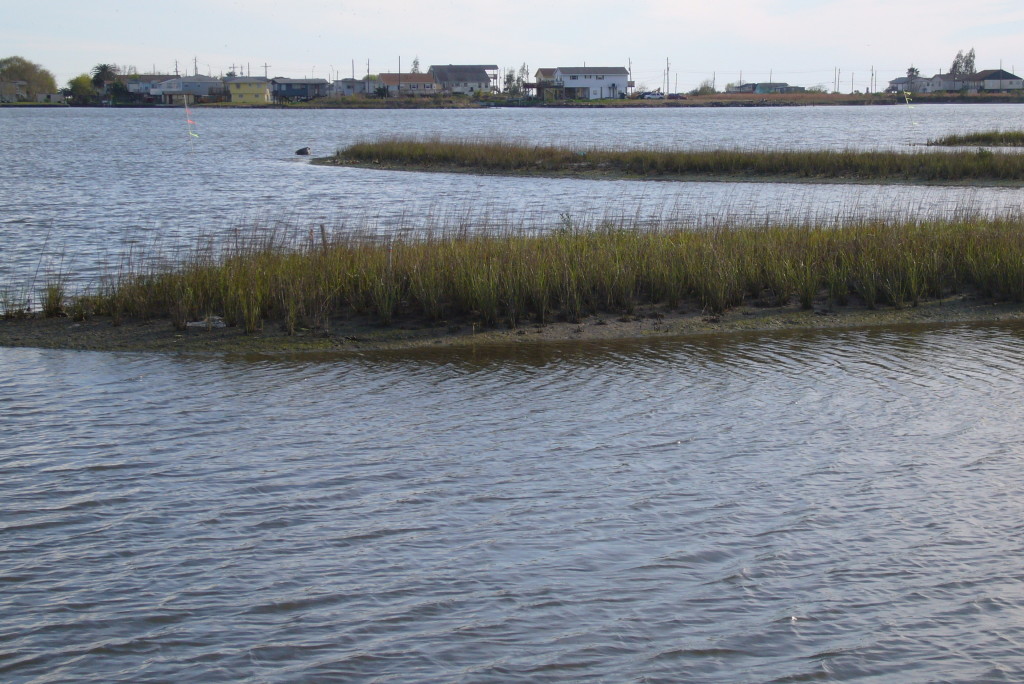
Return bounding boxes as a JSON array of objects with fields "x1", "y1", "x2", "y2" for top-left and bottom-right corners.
[
  {"x1": 928, "y1": 130, "x2": 1024, "y2": 147},
  {"x1": 4, "y1": 216, "x2": 1024, "y2": 352},
  {"x1": 316, "y1": 138, "x2": 1024, "y2": 185}
]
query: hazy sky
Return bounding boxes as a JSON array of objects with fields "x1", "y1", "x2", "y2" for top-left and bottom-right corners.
[{"x1": 6, "y1": 0, "x2": 1024, "y2": 92}]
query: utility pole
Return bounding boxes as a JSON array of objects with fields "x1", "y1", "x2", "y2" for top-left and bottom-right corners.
[
  {"x1": 174, "y1": 59, "x2": 179, "y2": 76},
  {"x1": 194, "y1": 56, "x2": 198, "y2": 76},
  {"x1": 262, "y1": 63, "x2": 271, "y2": 78}
]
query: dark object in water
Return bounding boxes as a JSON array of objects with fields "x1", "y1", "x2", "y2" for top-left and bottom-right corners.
[{"x1": 295, "y1": 146, "x2": 311, "y2": 155}]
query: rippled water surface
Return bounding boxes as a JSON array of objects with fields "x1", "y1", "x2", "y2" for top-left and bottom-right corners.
[
  {"x1": 4, "y1": 325, "x2": 1024, "y2": 682},
  {"x1": 4, "y1": 105, "x2": 1024, "y2": 285},
  {"x1": 5, "y1": 105, "x2": 1024, "y2": 682}
]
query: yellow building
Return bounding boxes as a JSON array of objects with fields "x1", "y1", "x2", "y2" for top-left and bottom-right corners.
[{"x1": 226, "y1": 77, "x2": 271, "y2": 104}]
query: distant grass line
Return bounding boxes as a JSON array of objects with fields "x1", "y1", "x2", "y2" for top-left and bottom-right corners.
[
  {"x1": 928, "y1": 130, "x2": 1024, "y2": 147},
  {"x1": 7, "y1": 217, "x2": 1024, "y2": 332},
  {"x1": 323, "y1": 137, "x2": 1024, "y2": 183}
]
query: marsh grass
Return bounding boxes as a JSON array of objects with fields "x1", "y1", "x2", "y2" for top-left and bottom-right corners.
[
  {"x1": 929, "y1": 131, "x2": 1024, "y2": 147},
  {"x1": 332, "y1": 137, "x2": 1024, "y2": 183},
  {"x1": 40, "y1": 279, "x2": 66, "y2": 318},
  {"x1": 4, "y1": 213, "x2": 1019, "y2": 334}
]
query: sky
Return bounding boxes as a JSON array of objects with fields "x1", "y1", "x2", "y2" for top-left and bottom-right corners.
[{"x1": 6, "y1": 0, "x2": 1024, "y2": 93}]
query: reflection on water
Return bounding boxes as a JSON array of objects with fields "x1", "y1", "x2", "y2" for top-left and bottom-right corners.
[{"x1": 3, "y1": 322, "x2": 1024, "y2": 681}]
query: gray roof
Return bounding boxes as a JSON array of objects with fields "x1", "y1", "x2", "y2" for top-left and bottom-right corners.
[
  {"x1": 557, "y1": 67, "x2": 629, "y2": 76},
  {"x1": 428, "y1": 65, "x2": 495, "y2": 83},
  {"x1": 225, "y1": 77, "x2": 269, "y2": 83},
  {"x1": 972, "y1": 69, "x2": 1020, "y2": 80}
]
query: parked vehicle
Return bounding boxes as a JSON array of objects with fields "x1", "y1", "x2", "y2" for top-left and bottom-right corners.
[{"x1": 642, "y1": 91, "x2": 664, "y2": 100}]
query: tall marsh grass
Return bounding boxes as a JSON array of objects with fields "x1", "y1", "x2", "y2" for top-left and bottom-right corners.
[
  {"x1": 12, "y1": 215, "x2": 1024, "y2": 330},
  {"x1": 331, "y1": 137, "x2": 1024, "y2": 183},
  {"x1": 929, "y1": 131, "x2": 1024, "y2": 147}
]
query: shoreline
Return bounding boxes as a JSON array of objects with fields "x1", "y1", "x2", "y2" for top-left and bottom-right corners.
[
  {"x1": 312, "y1": 155, "x2": 1024, "y2": 187},
  {"x1": 4, "y1": 296, "x2": 1022, "y2": 354},
  {"x1": 10, "y1": 93, "x2": 1024, "y2": 111}
]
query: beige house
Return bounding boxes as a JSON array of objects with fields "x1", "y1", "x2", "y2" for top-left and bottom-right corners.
[{"x1": 379, "y1": 73, "x2": 437, "y2": 96}]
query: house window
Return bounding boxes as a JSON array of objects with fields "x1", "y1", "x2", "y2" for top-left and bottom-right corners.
[
  {"x1": 570, "y1": 75, "x2": 578, "y2": 80},
  {"x1": 596, "y1": 75, "x2": 604, "y2": 80}
]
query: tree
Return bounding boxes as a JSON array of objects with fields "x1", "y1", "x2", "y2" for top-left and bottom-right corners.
[
  {"x1": 688, "y1": 78, "x2": 717, "y2": 96},
  {"x1": 109, "y1": 80, "x2": 130, "y2": 104},
  {"x1": 503, "y1": 66, "x2": 520, "y2": 95},
  {"x1": 0, "y1": 56, "x2": 58, "y2": 99},
  {"x1": 517, "y1": 63, "x2": 529, "y2": 89},
  {"x1": 67, "y1": 74, "x2": 97, "y2": 104},
  {"x1": 410, "y1": 56, "x2": 420, "y2": 74},
  {"x1": 949, "y1": 48, "x2": 976, "y2": 77},
  {"x1": 907, "y1": 66, "x2": 920, "y2": 78},
  {"x1": 963, "y1": 48, "x2": 976, "y2": 75},
  {"x1": 91, "y1": 63, "x2": 119, "y2": 88}
]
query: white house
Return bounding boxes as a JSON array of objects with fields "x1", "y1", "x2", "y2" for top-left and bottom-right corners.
[
  {"x1": 971, "y1": 69, "x2": 1024, "y2": 92},
  {"x1": 329, "y1": 78, "x2": 372, "y2": 96},
  {"x1": 153, "y1": 75, "x2": 225, "y2": 104},
  {"x1": 890, "y1": 69, "x2": 1023, "y2": 94},
  {"x1": 553, "y1": 67, "x2": 631, "y2": 100}
]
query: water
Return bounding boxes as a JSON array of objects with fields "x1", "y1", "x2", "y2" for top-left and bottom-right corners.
[
  {"x1": 4, "y1": 105, "x2": 1024, "y2": 286},
  {"x1": 4, "y1": 326, "x2": 1024, "y2": 681},
  {"x1": 4, "y1": 105, "x2": 1024, "y2": 681}
]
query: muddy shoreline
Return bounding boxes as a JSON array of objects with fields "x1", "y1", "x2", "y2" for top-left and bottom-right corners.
[{"x1": 4, "y1": 296, "x2": 1023, "y2": 354}]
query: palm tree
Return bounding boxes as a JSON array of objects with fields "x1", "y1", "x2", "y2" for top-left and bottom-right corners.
[{"x1": 91, "y1": 63, "x2": 118, "y2": 89}]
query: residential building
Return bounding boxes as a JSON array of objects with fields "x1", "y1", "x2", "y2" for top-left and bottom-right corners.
[
  {"x1": 378, "y1": 73, "x2": 438, "y2": 96},
  {"x1": 886, "y1": 74, "x2": 931, "y2": 93},
  {"x1": 226, "y1": 77, "x2": 271, "y2": 104},
  {"x1": 122, "y1": 74, "x2": 177, "y2": 98},
  {"x1": 271, "y1": 78, "x2": 328, "y2": 103},
  {"x1": 0, "y1": 80, "x2": 27, "y2": 103},
  {"x1": 528, "y1": 68, "x2": 559, "y2": 100},
  {"x1": 726, "y1": 82, "x2": 804, "y2": 94},
  {"x1": 552, "y1": 67, "x2": 631, "y2": 100},
  {"x1": 427, "y1": 65, "x2": 497, "y2": 94},
  {"x1": 329, "y1": 78, "x2": 374, "y2": 97},
  {"x1": 153, "y1": 75, "x2": 226, "y2": 104},
  {"x1": 888, "y1": 69, "x2": 1023, "y2": 94}
]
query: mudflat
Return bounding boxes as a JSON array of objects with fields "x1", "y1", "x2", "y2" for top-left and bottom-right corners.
[{"x1": 4, "y1": 295, "x2": 1023, "y2": 354}]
